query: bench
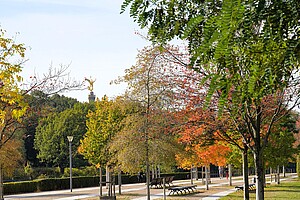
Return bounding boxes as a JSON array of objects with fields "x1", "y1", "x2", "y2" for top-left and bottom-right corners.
[
  {"x1": 235, "y1": 183, "x2": 256, "y2": 191},
  {"x1": 168, "y1": 185, "x2": 197, "y2": 195},
  {"x1": 150, "y1": 177, "x2": 163, "y2": 188},
  {"x1": 149, "y1": 176, "x2": 175, "y2": 188},
  {"x1": 165, "y1": 176, "x2": 174, "y2": 186}
]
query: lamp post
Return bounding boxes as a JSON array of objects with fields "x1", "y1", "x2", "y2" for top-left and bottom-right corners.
[{"x1": 67, "y1": 136, "x2": 74, "y2": 192}]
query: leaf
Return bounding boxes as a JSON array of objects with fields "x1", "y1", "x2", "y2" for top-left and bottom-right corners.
[
  {"x1": 120, "y1": 0, "x2": 134, "y2": 14},
  {"x1": 182, "y1": 16, "x2": 204, "y2": 39}
]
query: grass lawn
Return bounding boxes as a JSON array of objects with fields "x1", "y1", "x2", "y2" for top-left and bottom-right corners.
[{"x1": 220, "y1": 179, "x2": 300, "y2": 200}]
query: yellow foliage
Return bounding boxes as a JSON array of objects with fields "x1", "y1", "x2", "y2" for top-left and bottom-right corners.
[{"x1": 0, "y1": 29, "x2": 27, "y2": 126}]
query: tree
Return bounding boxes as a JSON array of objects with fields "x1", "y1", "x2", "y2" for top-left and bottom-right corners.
[
  {"x1": 0, "y1": 27, "x2": 85, "y2": 198},
  {"x1": 264, "y1": 113, "x2": 298, "y2": 169},
  {"x1": 0, "y1": 28, "x2": 27, "y2": 199},
  {"x1": 112, "y1": 45, "x2": 193, "y2": 199},
  {"x1": 78, "y1": 96, "x2": 129, "y2": 168},
  {"x1": 34, "y1": 103, "x2": 91, "y2": 173},
  {"x1": 109, "y1": 106, "x2": 182, "y2": 173},
  {"x1": 24, "y1": 64, "x2": 85, "y2": 96},
  {"x1": 121, "y1": 1, "x2": 300, "y2": 199},
  {"x1": 78, "y1": 96, "x2": 136, "y2": 196},
  {"x1": 23, "y1": 91, "x2": 79, "y2": 166},
  {"x1": 293, "y1": 115, "x2": 300, "y2": 178}
]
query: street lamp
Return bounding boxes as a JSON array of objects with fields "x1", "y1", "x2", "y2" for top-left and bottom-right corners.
[{"x1": 67, "y1": 136, "x2": 74, "y2": 192}]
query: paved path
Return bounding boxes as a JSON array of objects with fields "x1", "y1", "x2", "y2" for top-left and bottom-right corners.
[
  {"x1": 129, "y1": 176, "x2": 245, "y2": 200},
  {"x1": 4, "y1": 173, "x2": 297, "y2": 200}
]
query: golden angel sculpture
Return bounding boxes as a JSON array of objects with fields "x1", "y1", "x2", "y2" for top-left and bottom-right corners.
[{"x1": 84, "y1": 77, "x2": 96, "y2": 92}]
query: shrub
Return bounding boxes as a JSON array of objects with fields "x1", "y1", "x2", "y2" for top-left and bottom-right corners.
[
  {"x1": 4, "y1": 180, "x2": 37, "y2": 195},
  {"x1": 64, "y1": 166, "x2": 99, "y2": 177}
]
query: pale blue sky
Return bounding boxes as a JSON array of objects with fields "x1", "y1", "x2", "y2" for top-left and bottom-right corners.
[{"x1": 0, "y1": 0, "x2": 149, "y2": 102}]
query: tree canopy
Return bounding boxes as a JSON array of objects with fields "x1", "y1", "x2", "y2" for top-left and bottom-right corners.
[
  {"x1": 78, "y1": 96, "x2": 132, "y2": 168},
  {"x1": 122, "y1": 1, "x2": 300, "y2": 199},
  {"x1": 34, "y1": 102, "x2": 91, "y2": 173}
]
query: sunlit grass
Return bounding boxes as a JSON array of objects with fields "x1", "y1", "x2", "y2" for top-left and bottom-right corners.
[{"x1": 220, "y1": 179, "x2": 300, "y2": 200}]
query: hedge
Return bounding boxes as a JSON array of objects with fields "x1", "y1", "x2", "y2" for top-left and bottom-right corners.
[
  {"x1": 4, "y1": 172, "x2": 190, "y2": 195},
  {"x1": 4, "y1": 176, "x2": 100, "y2": 195}
]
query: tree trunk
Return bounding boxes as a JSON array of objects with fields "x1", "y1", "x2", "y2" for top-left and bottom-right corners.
[
  {"x1": 229, "y1": 164, "x2": 232, "y2": 186},
  {"x1": 254, "y1": 151, "x2": 264, "y2": 200},
  {"x1": 297, "y1": 154, "x2": 300, "y2": 178},
  {"x1": 0, "y1": 165, "x2": 3, "y2": 200},
  {"x1": 99, "y1": 167, "x2": 102, "y2": 197},
  {"x1": 158, "y1": 165, "x2": 161, "y2": 178},
  {"x1": 205, "y1": 165, "x2": 209, "y2": 190},
  {"x1": 263, "y1": 167, "x2": 266, "y2": 188},
  {"x1": 190, "y1": 165, "x2": 193, "y2": 185},
  {"x1": 202, "y1": 166, "x2": 204, "y2": 185},
  {"x1": 118, "y1": 167, "x2": 122, "y2": 195},
  {"x1": 270, "y1": 167, "x2": 272, "y2": 182},
  {"x1": 59, "y1": 165, "x2": 64, "y2": 175},
  {"x1": 106, "y1": 165, "x2": 109, "y2": 189},
  {"x1": 242, "y1": 146, "x2": 249, "y2": 200},
  {"x1": 146, "y1": 156, "x2": 150, "y2": 200},
  {"x1": 277, "y1": 165, "x2": 280, "y2": 184}
]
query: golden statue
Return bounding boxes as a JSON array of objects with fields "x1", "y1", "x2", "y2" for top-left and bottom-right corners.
[{"x1": 84, "y1": 77, "x2": 96, "y2": 92}]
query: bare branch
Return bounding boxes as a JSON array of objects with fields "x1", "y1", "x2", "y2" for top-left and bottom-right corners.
[{"x1": 22, "y1": 63, "x2": 85, "y2": 96}]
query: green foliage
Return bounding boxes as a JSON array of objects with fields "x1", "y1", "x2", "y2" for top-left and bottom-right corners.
[
  {"x1": 4, "y1": 180, "x2": 37, "y2": 195},
  {"x1": 122, "y1": 0, "x2": 300, "y2": 107},
  {"x1": 264, "y1": 113, "x2": 298, "y2": 168},
  {"x1": 34, "y1": 102, "x2": 92, "y2": 172},
  {"x1": 123, "y1": 2, "x2": 299, "y2": 198},
  {"x1": 63, "y1": 166, "x2": 99, "y2": 177},
  {"x1": 28, "y1": 167, "x2": 61, "y2": 179},
  {"x1": 79, "y1": 96, "x2": 133, "y2": 167},
  {"x1": 3, "y1": 176, "x2": 100, "y2": 195},
  {"x1": 48, "y1": 93, "x2": 79, "y2": 113},
  {"x1": 121, "y1": 0, "x2": 204, "y2": 43},
  {"x1": 24, "y1": 163, "x2": 34, "y2": 179},
  {"x1": 23, "y1": 91, "x2": 80, "y2": 166}
]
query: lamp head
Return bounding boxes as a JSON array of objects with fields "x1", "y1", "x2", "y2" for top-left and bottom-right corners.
[{"x1": 67, "y1": 136, "x2": 74, "y2": 142}]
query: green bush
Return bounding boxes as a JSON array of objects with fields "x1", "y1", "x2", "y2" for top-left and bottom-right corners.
[
  {"x1": 4, "y1": 180, "x2": 38, "y2": 195},
  {"x1": 73, "y1": 176, "x2": 100, "y2": 188},
  {"x1": 64, "y1": 166, "x2": 99, "y2": 177},
  {"x1": 32, "y1": 167, "x2": 61, "y2": 179}
]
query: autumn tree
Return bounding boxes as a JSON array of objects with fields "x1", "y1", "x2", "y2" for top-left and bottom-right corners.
[
  {"x1": 112, "y1": 45, "x2": 194, "y2": 199},
  {"x1": 0, "y1": 28, "x2": 28, "y2": 199},
  {"x1": 78, "y1": 96, "x2": 130, "y2": 168},
  {"x1": 0, "y1": 27, "x2": 85, "y2": 198},
  {"x1": 78, "y1": 96, "x2": 138, "y2": 195},
  {"x1": 121, "y1": 1, "x2": 300, "y2": 200},
  {"x1": 109, "y1": 105, "x2": 182, "y2": 173}
]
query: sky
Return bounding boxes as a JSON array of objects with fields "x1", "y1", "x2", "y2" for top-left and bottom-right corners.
[{"x1": 0, "y1": 0, "x2": 150, "y2": 102}]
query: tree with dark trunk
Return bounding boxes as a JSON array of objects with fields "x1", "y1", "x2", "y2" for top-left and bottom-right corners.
[{"x1": 121, "y1": 1, "x2": 300, "y2": 199}]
